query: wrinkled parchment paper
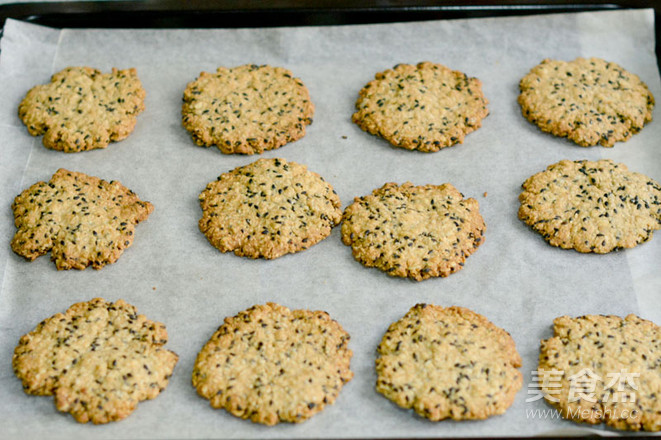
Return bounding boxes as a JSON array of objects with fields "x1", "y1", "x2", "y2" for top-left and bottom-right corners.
[{"x1": 0, "y1": 9, "x2": 659, "y2": 438}]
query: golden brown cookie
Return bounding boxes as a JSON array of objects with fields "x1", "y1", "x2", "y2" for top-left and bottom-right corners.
[
  {"x1": 192, "y1": 303, "x2": 353, "y2": 425},
  {"x1": 352, "y1": 62, "x2": 489, "y2": 152},
  {"x1": 199, "y1": 158, "x2": 341, "y2": 259},
  {"x1": 518, "y1": 57, "x2": 654, "y2": 147},
  {"x1": 18, "y1": 67, "x2": 146, "y2": 152},
  {"x1": 11, "y1": 168, "x2": 153, "y2": 270},
  {"x1": 182, "y1": 64, "x2": 314, "y2": 154},
  {"x1": 539, "y1": 314, "x2": 661, "y2": 431},
  {"x1": 376, "y1": 304, "x2": 522, "y2": 420},
  {"x1": 13, "y1": 298, "x2": 178, "y2": 424},
  {"x1": 341, "y1": 182, "x2": 485, "y2": 280},
  {"x1": 519, "y1": 159, "x2": 661, "y2": 253}
]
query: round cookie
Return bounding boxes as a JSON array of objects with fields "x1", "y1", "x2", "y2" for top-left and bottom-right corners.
[
  {"x1": 352, "y1": 62, "x2": 489, "y2": 152},
  {"x1": 341, "y1": 182, "x2": 485, "y2": 280},
  {"x1": 11, "y1": 168, "x2": 154, "y2": 270},
  {"x1": 518, "y1": 159, "x2": 661, "y2": 253},
  {"x1": 19, "y1": 66, "x2": 146, "y2": 153},
  {"x1": 192, "y1": 303, "x2": 353, "y2": 425},
  {"x1": 182, "y1": 64, "x2": 314, "y2": 155},
  {"x1": 199, "y1": 158, "x2": 341, "y2": 259},
  {"x1": 518, "y1": 57, "x2": 654, "y2": 147},
  {"x1": 376, "y1": 304, "x2": 522, "y2": 421},
  {"x1": 539, "y1": 314, "x2": 661, "y2": 431},
  {"x1": 13, "y1": 298, "x2": 178, "y2": 424}
]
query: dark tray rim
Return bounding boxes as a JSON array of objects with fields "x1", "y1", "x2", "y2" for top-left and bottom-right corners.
[
  {"x1": 1, "y1": 0, "x2": 659, "y2": 70},
  {"x1": 0, "y1": 0, "x2": 659, "y2": 28},
  {"x1": 0, "y1": 2, "x2": 660, "y2": 439}
]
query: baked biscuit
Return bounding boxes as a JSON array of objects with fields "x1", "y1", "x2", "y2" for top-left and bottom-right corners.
[
  {"x1": 518, "y1": 57, "x2": 654, "y2": 147},
  {"x1": 539, "y1": 314, "x2": 661, "y2": 431},
  {"x1": 376, "y1": 304, "x2": 522, "y2": 420},
  {"x1": 352, "y1": 62, "x2": 489, "y2": 152},
  {"x1": 182, "y1": 64, "x2": 314, "y2": 154},
  {"x1": 192, "y1": 303, "x2": 353, "y2": 425},
  {"x1": 13, "y1": 298, "x2": 178, "y2": 424},
  {"x1": 19, "y1": 67, "x2": 146, "y2": 152},
  {"x1": 519, "y1": 159, "x2": 661, "y2": 253},
  {"x1": 341, "y1": 182, "x2": 485, "y2": 280},
  {"x1": 11, "y1": 168, "x2": 153, "y2": 270},
  {"x1": 199, "y1": 158, "x2": 341, "y2": 259}
]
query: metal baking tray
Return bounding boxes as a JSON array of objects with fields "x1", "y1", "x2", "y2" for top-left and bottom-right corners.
[
  {"x1": 0, "y1": 1, "x2": 656, "y2": 28},
  {"x1": 0, "y1": 2, "x2": 659, "y2": 439},
  {"x1": 1, "y1": 0, "x2": 659, "y2": 68}
]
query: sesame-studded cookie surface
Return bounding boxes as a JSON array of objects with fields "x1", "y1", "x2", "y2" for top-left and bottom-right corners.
[
  {"x1": 376, "y1": 304, "x2": 522, "y2": 421},
  {"x1": 518, "y1": 159, "x2": 661, "y2": 253},
  {"x1": 352, "y1": 62, "x2": 489, "y2": 152},
  {"x1": 18, "y1": 67, "x2": 146, "y2": 152},
  {"x1": 13, "y1": 298, "x2": 178, "y2": 424},
  {"x1": 192, "y1": 303, "x2": 353, "y2": 425},
  {"x1": 341, "y1": 182, "x2": 485, "y2": 280},
  {"x1": 11, "y1": 168, "x2": 153, "y2": 270},
  {"x1": 539, "y1": 314, "x2": 661, "y2": 431},
  {"x1": 518, "y1": 58, "x2": 654, "y2": 147},
  {"x1": 182, "y1": 64, "x2": 314, "y2": 155},
  {"x1": 199, "y1": 158, "x2": 341, "y2": 259}
]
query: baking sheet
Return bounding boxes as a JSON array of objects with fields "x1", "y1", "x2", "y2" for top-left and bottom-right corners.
[{"x1": 0, "y1": 9, "x2": 659, "y2": 438}]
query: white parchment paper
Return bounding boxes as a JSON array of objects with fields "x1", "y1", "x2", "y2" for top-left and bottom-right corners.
[{"x1": 0, "y1": 9, "x2": 659, "y2": 438}]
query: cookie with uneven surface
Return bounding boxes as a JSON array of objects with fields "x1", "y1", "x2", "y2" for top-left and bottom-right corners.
[
  {"x1": 518, "y1": 159, "x2": 661, "y2": 253},
  {"x1": 199, "y1": 158, "x2": 341, "y2": 259},
  {"x1": 352, "y1": 62, "x2": 489, "y2": 152},
  {"x1": 539, "y1": 314, "x2": 661, "y2": 431},
  {"x1": 376, "y1": 304, "x2": 522, "y2": 421},
  {"x1": 13, "y1": 298, "x2": 178, "y2": 424},
  {"x1": 518, "y1": 57, "x2": 654, "y2": 147},
  {"x1": 182, "y1": 64, "x2": 314, "y2": 155},
  {"x1": 19, "y1": 67, "x2": 146, "y2": 152},
  {"x1": 11, "y1": 168, "x2": 153, "y2": 270},
  {"x1": 192, "y1": 303, "x2": 353, "y2": 425},
  {"x1": 341, "y1": 182, "x2": 485, "y2": 280}
]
